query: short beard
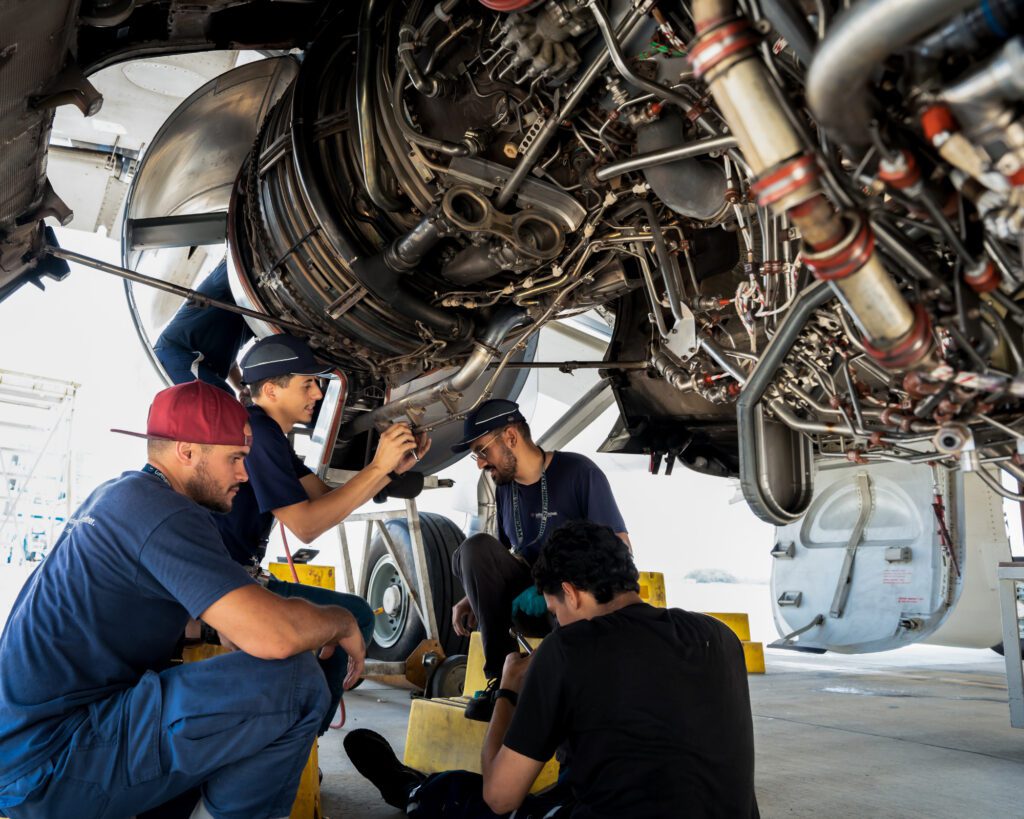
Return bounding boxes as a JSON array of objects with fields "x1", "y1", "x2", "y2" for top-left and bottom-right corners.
[
  {"x1": 185, "y1": 459, "x2": 237, "y2": 513},
  {"x1": 489, "y1": 444, "x2": 518, "y2": 486}
]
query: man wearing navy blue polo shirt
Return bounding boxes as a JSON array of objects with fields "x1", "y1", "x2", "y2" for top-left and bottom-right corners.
[
  {"x1": 449, "y1": 399, "x2": 628, "y2": 714},
  {"x1": 154, "y1": 259, "x2": 253, "y2": 395},
  {"x1": 0, "y1": 381, "x2": 366, "y2": 819},
  {"x1": 215, "y1": 334, "x2": 426, "y2": 733}
]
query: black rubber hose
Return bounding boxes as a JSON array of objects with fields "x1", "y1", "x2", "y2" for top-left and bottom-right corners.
[{"x1": 760, "y1": 0, "x2": 817, "y2": 65}]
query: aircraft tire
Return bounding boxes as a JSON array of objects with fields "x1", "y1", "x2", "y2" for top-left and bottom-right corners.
[{"x1": 362, "y1": 513, "x2": 469, "y2": 663}]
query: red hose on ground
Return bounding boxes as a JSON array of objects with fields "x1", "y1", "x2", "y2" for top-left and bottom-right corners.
[
  {"x1": 279, "y1": 527, "x2": 301, "y2": 583},
  {"x1": 331, "y1": 699, "x2": 346, "y2": 729}
]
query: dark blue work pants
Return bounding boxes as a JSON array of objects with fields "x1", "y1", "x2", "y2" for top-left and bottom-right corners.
[
  {"x1": 154, "y1": 343, "x2": 233, "y2": 395},
  {"x1": 5, "y1": 651, "x2": 329, "y2": 819},
  {"x1": 265, "y1": 576, "x2": 375, "y2": 735}
]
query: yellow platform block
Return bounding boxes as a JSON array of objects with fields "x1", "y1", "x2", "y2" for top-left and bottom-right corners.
[
  {"x1": 638, "y1": 571, "x2": 667, "y2": 607},
  {"x1": 704, "y1": 612, "x2": 751, "y2": 641},
  {"x1": 404, "y1": 697, "x2": 560, "y2": 793},
  {"x1": 268, "y1": 563, "x2": 336, "y2": 590},
  {"x1": 742, "y1": 640, "x2": 766, "y2": 674}
]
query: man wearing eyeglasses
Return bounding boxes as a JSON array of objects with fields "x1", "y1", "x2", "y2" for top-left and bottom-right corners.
[
  {"x1": 450, "y1": 399, "x2": 628, "y2": 718},
  {"x1": 213, "y1": 334, "x2": 427, "y2": 734}
]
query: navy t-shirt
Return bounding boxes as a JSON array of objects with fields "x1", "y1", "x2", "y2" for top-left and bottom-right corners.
[
  {"x1": 503, "y1": 604, "x2": 759, "y2": 818},
  {"x1": 215, "y1": 405, "x2": 312, "y2": 567},
  {"x1": 496, "y1": 452, "x2": 626, "y2": 564},
  {"x1": 154, "y1": 260, "x2": 254, "y2": 379},
  {"x1": 0, "y1": 470, "x2": 255, "y2": 805}
]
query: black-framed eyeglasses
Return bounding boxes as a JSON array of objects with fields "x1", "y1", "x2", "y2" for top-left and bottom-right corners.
[{"x1": 469, "y1": 430, "x2": 504, "y2": 463}]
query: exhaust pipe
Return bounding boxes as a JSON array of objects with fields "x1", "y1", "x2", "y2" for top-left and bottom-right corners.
[
  {"x1": 688, "y1": 0, "x2": 933, "y2": 369},
  {"x1": 341, "y1": 306, "x2": 530, "y2": 437}
]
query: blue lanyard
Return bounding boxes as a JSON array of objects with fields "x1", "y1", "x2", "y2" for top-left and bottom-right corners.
[
  {"x1": 142, "y1": 463, "x2": 170, "y2": 486},
  {"x1": 511, "y1": 453, "x2": 548, "y2": 551}
]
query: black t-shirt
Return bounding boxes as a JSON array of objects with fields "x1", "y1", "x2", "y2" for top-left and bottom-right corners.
[{"x1": 503, "y1": 603, "x2": 758, "y2": 818}]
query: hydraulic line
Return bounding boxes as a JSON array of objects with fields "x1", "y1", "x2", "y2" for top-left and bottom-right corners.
[{"x1": 689, "y1": 0, "x2": 933, "y2": 369}]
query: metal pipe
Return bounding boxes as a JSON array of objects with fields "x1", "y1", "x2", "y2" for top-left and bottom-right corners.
[
  {"x1": 650, "y1": 351, "x2": 697, "y2": 393},
  {"x1": 638, "y1": 200, "x2": 685, "y2": 323},
  {"x1": 595, "y1": 135, "x2": 738, "y2": 181},
  {"x1": 357, "y1": 0, "x2": 403, "y2": 211},
  {"x1": 690, "y1": 0, "x2": 929, "y2": 367},
  {"x1": 701, "y1": 337, "x2": 748, "y2": 385},
  {"x1": 487, "y1": 360, "x2": 649, "y2": 370},
  {"x1": 586, "y1": 0, "x2": 719, "y2": 138},
  {"x1": 805, "y1": 0, "x2": 977, "y2": 149},
  {"x1": 760, "y1": 0, "x2": 817, "y2": 65},
  {"x1": 495, "y1": 6, "x2": 645, "y2": 208},
  {"x1": 341, "y1": 306, "x2": 529, "y2": 436},
  {"x1": 46, "y1": 245, "x2": 313, "y2": 335}
]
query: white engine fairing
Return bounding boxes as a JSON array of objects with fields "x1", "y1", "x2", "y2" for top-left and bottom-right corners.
[{"x1": 771, "y1": 461, "x2": 1009, "y2": 652}]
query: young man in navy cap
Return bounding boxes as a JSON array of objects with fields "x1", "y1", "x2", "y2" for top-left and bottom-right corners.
[
  {"x1": 215, "y1": 333, "x2": 427, "y2": 732},
  {"x1": 154, "y1": 259, "x2": 253, "y2": 395},
  {"x1": 0, "y1": 381, "x2": 366, "y2": 819},
  {"x1": 449, "y1": 398, "x2": 628, "y2": 717}
]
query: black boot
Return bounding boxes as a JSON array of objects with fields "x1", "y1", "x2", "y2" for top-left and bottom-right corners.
[
  {"x1": 344, "y1": 729, "x2": 425, "y2": 810},
  {"x1": 464, "y1": 677, "x2": 499, "y2": 722}
]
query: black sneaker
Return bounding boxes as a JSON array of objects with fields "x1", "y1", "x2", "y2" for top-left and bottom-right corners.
[
  {"x1": 343, "y1": 729, "x2": 424, "y2": 809},
  {"x1": 464, "y1": 677, "x2": 499, "y2": 722}
]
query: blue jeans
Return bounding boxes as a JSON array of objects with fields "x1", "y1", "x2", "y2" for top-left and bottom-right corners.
[
  {"x1": 5, "y1": 652, "x2": 328, "y2": 819},
  {"x1": 154, "y1": 343, "x2": 233, "y2": 394},
  {"x1": 265, "y1": 577, "x2": 375, "y2": 735}
]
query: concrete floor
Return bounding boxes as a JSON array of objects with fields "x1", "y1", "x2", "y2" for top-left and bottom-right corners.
[{"x1": 318, "y1": 646, "x2": 1024, "y2": 819}]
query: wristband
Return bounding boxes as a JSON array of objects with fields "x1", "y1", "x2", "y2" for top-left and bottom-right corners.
[{"x1": 495, "y1": 688, "x2": 519, "y2": 706}]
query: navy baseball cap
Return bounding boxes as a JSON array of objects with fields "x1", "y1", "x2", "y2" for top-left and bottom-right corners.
[
  {"x1": 451, "y1": 399, "x2": 526, "y2": 453},
  {"x1": 240, "y1": 334, "x2": 332, "y2": 384}
]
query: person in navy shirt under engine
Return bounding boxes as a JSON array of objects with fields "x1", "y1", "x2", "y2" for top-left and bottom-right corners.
[
  {"x1": 154, "y1": 258, "x2": 253, "y2": 396},
  {"x1": 215, "y1": 334, "x2": 427, "y2": 732},
  {"x1": 0, "y1": 381, "x2": 366, "y2": 819},
  {"x1": 448, "y1": 399, "x2": 629, "y2": 717}
]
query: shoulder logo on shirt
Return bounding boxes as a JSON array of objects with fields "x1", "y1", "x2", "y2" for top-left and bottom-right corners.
[{"x1": 65, "y1": 515, "x2": 96, "y2": 531}]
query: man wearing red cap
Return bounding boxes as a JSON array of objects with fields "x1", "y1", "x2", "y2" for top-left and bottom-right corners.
[{"x1": 0, "y1": 381, "x2": 364, "y2": 819}]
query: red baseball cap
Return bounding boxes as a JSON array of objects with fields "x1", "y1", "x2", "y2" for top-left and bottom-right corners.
[{"x1": 112, "y1": 381, "x2": 252, "y2": 446}]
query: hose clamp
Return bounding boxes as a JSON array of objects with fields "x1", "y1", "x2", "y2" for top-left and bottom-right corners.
[
  {"x1": 802, "y1": 214, "x2": 875, "y2": 282},
  {"x1": 688, "y1": 17, "x2": 759, "y2": 82},
  {"x1": 750, "y1": 155, "x2": 820, "y2": 208},
  {"x1": 861, "y1": 304, "x2": 933, "y2": 370}
]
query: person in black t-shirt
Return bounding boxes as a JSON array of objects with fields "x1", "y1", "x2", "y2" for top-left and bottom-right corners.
[{"x1": 345, "y1": 520, "x2": 759, "y2": 818}]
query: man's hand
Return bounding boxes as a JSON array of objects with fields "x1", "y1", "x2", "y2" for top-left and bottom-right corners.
[
  {"x1": 371, "y1": 424, "x2": 421, "y2": 474},
  {"x1": 452, "y1": 596, "x2": 477, "y2": 637},
  {"x1": 500, "y1": 651, "x2": 533, "y2": 693},
  {"x1": 395, "y1": 429, "x2": 431, "y2": 475},
  {"x1": 318, "y1": 610, "x2": 367, "y2": 689}
]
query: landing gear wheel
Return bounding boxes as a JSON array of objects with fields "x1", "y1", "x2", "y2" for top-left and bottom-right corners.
[
  {"x1": 426, "y1": 654, "x2": 468, "y2": 698},
  {"x1": 363, "y1": 513, "x2": 469, "y2": 661}
]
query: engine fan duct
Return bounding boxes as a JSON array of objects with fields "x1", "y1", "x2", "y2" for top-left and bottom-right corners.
[{"x1": 229, "y1": 21, "x2": 474, "y2": 374}]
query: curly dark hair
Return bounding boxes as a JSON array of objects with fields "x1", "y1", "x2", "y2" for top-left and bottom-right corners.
[{"x1": 532, "y1": 520, "x2": 639, "y2": 604}]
